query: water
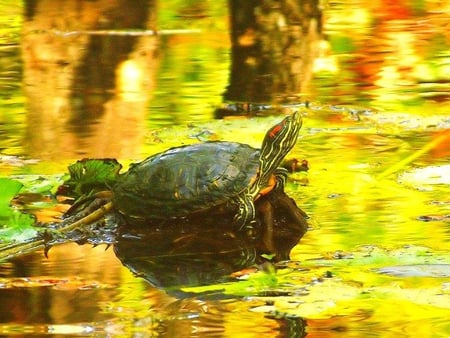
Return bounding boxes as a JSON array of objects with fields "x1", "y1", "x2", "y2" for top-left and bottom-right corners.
[{"x1": 0, "y1": 1, "x2": 449, "y2": 337}]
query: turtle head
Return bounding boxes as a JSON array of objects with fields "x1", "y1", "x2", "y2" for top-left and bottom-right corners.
[{"x1": 258, "y1": 110, "x2": 303, "y2": 180}]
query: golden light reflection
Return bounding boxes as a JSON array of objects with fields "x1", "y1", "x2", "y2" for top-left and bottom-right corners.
[
  {"x1": 116, "y1": 59, "x2": 145, "y2": 101},
  {"x1": 312, "y1": 40, "x2": 338, "y2": 74}
]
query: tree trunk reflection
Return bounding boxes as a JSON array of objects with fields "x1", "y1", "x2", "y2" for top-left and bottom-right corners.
[
  {"x1": 22, "y1": 0, "x2": 158, "y2": 160},
  {"x1": 225, "y1": 0, "x2": 322, "y2": 103}
]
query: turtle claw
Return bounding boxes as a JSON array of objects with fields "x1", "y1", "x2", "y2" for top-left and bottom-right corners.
[
  {"x1": 37, "y1": 228, "x2": 63, "y2": 258},
  {"x1": 44, "y1": 243, "x2": 52, "y2": 258}
]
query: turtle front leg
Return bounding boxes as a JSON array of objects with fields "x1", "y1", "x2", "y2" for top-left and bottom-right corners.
[
  {"x1": 234, "y1": 193, "x2": 278, "y2": 257},
  {"x1": 233, "y1": 194, "x2": 256, "y2": 230},
  {"x1": 273, "y1": 167, "x2": 289, "y2": 190}
]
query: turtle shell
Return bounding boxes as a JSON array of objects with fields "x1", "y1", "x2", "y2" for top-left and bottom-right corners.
[{"x1": 112, "y1": 141, "x2": 260, "y2": 219}]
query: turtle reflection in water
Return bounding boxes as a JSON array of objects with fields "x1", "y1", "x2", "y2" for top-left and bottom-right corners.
[
  {"x1": 61, "y1": 111, "x2": 306, "y2": 254},
  {"x1": 115, "y1": 188, "x2": 308, "y2": 293}
]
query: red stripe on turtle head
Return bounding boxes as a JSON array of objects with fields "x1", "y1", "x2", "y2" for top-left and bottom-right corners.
[{"x1": 268, "y1": 120, "x2": 286, "y2": 139}]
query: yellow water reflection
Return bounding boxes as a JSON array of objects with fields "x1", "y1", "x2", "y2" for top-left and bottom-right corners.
[{"x1": 0, "y1": 0, "x2": 449, "y2": 337}]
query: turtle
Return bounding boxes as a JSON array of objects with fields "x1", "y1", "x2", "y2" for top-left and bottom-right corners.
[
  {"x1": 111, "y1": 111, "x2": 303, "y2": 228},
  {"x1": 0, "y1": 111, "x2": 305, "y2": 260}
]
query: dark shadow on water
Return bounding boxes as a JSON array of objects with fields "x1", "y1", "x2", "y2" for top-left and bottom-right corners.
[{"x1": 114, "y1": 189, "x2": 308, "y2": 299}]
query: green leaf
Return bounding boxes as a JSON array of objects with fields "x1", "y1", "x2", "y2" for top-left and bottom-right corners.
[
  {"x1": 12, "y1": 174, "x2": 65, "y2": 194},
  {"x1": 180, "y1": 265, "x2": 278, "y2": 296},
  {"x1": 62, "y1": 158, "x2": 122, "y2": 197},
  {"x1": 0, "y1": 177, "x2": 23, "y2": 209},
  {"x1": 0, "y1": 212, "x2": 37, "y2": 243},
  {"x1": 0, "y1": 178, "x2": 37, "y2": 244}
]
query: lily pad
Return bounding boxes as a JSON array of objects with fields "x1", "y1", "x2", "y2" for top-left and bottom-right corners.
[
  {"x1": 376, "y1": 264, "x2": 450, "y2": 277},
  {"x1": 0, "y1": 213, "x2": 37, "y2": 243},
  {"x1": 0, "y1": 177, "x2": 37, "y2": 243},
  {"x1": 11, "y1": 174, "x2": 65, "y2": 194},
  {"x1": 0, "y1": 177, "x2": 22, "y2": 212}
]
